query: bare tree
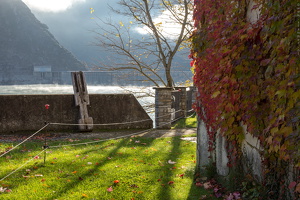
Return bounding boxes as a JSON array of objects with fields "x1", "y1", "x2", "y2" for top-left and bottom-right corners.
[{"x1": 91, "y1": 0, "x2": 193, "y2": 87}]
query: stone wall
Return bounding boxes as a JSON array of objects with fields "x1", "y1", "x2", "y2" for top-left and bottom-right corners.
[{"x1": 0, "y1": 94, "x2": 152, "y2": 134}]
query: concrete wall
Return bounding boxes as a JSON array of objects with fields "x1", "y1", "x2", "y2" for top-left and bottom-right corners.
[
  {"x1": 196, "y1": 120, "x2": 263, "y2": 180},
  {"x1": 196, "y1": 120, "x2": 299, "y2": 199},
  {"x1": 0, "y1": 94, "x2": 152, "y2": 133}
]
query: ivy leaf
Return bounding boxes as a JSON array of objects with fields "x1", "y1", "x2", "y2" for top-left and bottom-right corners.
[
  {"x1": 275, "y1": 90, "x2": 286, "y2": 98},
  {"x1": 270, "y1": 127, "x2": 278, "y2": 136},
  {"x1": 227, "y1": 117, "x2": 235, "y2": 126},
  {"x1": 266, "y1": 136, "x2": 273, "y2": 145},
  {"x1": 211, "y1": 91, "x2": 221, "y2": 98},
  {"x1": 280, "y1": 126, "x2": 293, "y2": 137},
  {"x1": 288, "y1": 181, "x2": 296, "y2": 189},
  {"x1": 260, "y1": 59, "x2": 271, "y2": 66}
]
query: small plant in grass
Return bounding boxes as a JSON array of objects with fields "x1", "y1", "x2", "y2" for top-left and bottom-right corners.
[{"x1": 0, "y1": 136, "x2": 217, "y2": 199}]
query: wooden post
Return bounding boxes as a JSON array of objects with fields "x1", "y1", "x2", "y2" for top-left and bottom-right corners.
[{"x1": 71, "y1": 71, "x2": 93, "y2": 131}]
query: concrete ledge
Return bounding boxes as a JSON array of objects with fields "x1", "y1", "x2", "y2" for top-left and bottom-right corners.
[{"x1": 0, "y1": 94, "x2": 152, "y2": 134}]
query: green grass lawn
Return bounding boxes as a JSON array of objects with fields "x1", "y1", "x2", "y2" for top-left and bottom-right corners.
[
  {"x1": 172, "y1": 113, "x2": 197, "y2": 129},
  {"x1": 0, "y1": 134, "x2": 216, "y2": 200}
]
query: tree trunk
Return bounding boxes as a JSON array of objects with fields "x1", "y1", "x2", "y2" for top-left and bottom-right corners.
[{"x1": 166, "y1": 66, "x2": 174, "y2": 88}]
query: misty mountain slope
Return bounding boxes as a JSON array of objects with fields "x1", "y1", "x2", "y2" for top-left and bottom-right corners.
[{"x1": 0, "y1": 0, "x2": 86, "y2": 79}]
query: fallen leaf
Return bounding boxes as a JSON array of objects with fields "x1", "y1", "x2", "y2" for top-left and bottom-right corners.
[
  {"x1": 82, "y1": 193, "x2": 88, "y2": 197},
  {"x1": 203, "y1": 182, "x2": 212, "y2": 189},
  {"x1": 0, "y1": 187, "x2": 7, "y2": 193},
  {"x1": 195, "y1": 182, "x2": 203, "y2": 187},
  {"x1": 107, "y1": 186, "x2": 113, "y2": 192},
  {"x1": 168, "y1": 160, "x2": 176, "y2": 164},
  {"x1": 35, "y1": 174, "x2": 43, "y2": 177},
  {"x1": 168, "y1": 181, "x2": 174, "y2": 185},
  {"x1": 130, "y1": 184, "x2": 139, "y2": 188}
]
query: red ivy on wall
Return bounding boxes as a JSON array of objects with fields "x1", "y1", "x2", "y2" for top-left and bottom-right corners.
[{"x1": 190, "y1": 0, "x2": 299, "y2": 194}]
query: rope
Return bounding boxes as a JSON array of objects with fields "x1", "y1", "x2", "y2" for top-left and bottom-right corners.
[
  {"x1": 49, "y1": 109, "x2": 184, "y2": 127},
  {"x1": 49, "y1": 118, "x2": 152, "y2": 126},
  {"x1": 0, "y1": 123, "x2": 49, "y2": 158},
  {"x1": 0, "y1": 148, "x2": 48, "y2": 182},
  {"x1": 185, "y1": 110, "x2": 196, "y2": 119},
  {"x1": 49, "y1": 128, "x2": 153, "y2": 148},
  {"x1": 49, "y1": 113, "x2": 191, "y2": 149}
]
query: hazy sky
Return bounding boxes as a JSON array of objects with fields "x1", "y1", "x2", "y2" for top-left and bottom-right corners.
[
  {"x1": 21, "y1": 0, "x2": 128, "y2": 66},
  {"x1": 21, "y1": 0, "x2": 190, "y2": 70}
]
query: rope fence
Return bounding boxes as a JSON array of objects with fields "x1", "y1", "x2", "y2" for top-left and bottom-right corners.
[
  {"x1": 0, "y1": 148, "x2": 48, "y2": 182},
  {"x1": 0, "y1": 123, "x2": 49, "y2": 158},
  {"x1": 0, "y1": 108, "x2": 195, "y2": 181}
]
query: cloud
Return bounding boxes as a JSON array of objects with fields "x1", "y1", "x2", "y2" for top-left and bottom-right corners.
[
  {"x1": 134, "y1": 5, "x2": 192, "y2": 40},
  {"x1": 22, "y1": 0, "x2": 86, "y2": 12}
]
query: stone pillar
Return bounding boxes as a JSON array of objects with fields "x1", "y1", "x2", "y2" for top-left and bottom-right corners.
[
  {"x1": 175, "y1": 87, "x2": 187, "y2": 118},
  {"x1": 154, "y1": 87, "x2": 173, "y2": 129}
]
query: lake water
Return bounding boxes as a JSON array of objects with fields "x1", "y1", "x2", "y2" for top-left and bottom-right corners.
[{"x1": 0, "y1": 84, "x2": 155, "y2": 121}]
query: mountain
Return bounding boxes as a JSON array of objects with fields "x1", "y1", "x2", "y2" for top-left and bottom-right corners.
[{"x1": 0, "y1": 0, "x2": 87, "y2": 84}]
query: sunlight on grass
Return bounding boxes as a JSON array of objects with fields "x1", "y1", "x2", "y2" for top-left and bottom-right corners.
[
  {"x1": 0, "y1": 136, "x2": 215, "y2": 199},
  {"x1": 172, "y1": 113, "x2": 197, "y2": 129}
]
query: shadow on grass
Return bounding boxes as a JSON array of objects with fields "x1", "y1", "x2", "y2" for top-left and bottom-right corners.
[
  {"x1": 156, "y1": 136, "x2": 182, "y2": 200},
  {"x1": 48, "y1": 138, "x2": 131, "y2": 199}
]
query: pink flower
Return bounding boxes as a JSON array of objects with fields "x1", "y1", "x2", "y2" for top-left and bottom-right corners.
[{"x1": 107, "y1": 186, "x2": 113, "y2": 192}]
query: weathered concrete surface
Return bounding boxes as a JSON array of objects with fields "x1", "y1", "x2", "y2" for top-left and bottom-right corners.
[
  {"x1": 0, "y1": 94, "x2": 152, "y2": 134},
  {"x1": 196, "y1": 119, "x2": 210, "y2": 169}
]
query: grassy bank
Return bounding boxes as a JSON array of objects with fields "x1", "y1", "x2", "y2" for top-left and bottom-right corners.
[{"x1": 0, "y1": 134, "x2": 216, "y2": 199}]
